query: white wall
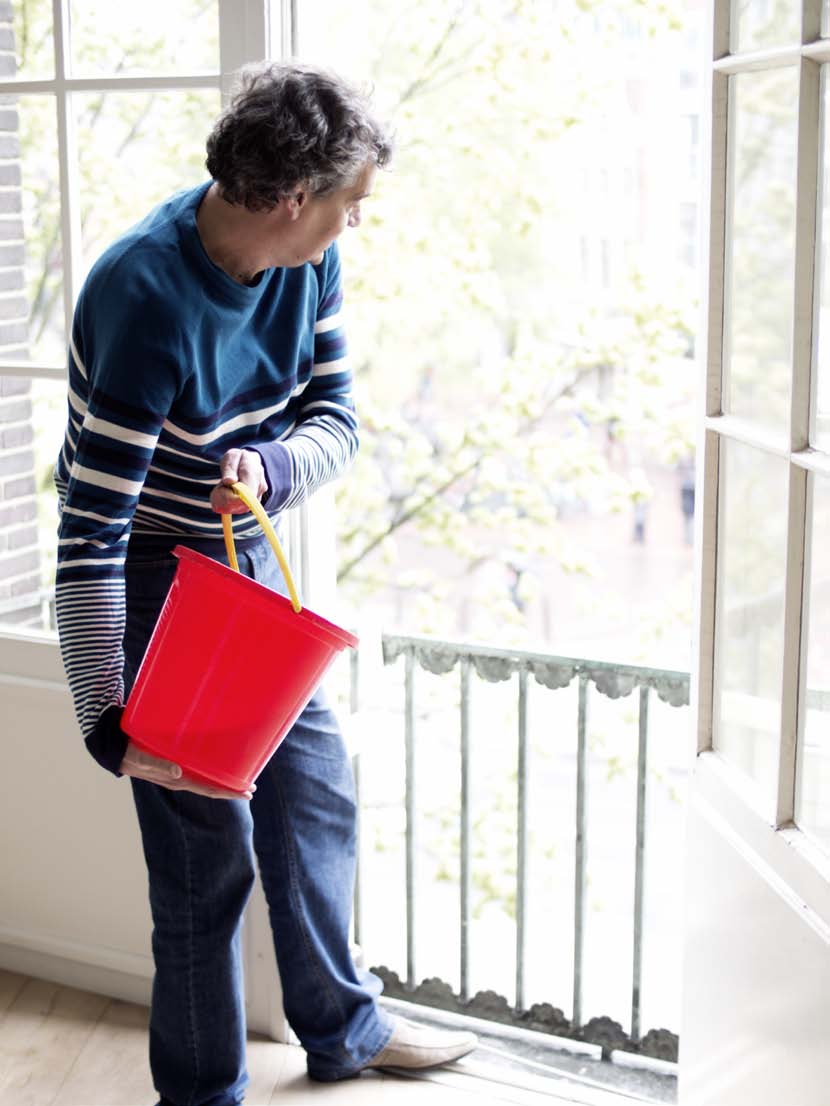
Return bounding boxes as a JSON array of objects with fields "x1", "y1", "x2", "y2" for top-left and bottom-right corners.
[
  {"x1": 0, "y1": 632, "x2": 287, "y2": 1039},
  {"x1": 680, "y1": 756, "x2": 830, "y2": 1106},
  {"x1": 0, "y1": 635, "x2": 155, "y2": 1005}
]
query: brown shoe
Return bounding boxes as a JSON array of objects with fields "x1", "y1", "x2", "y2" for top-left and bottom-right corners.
[{"x1": 364, "y1": 1016, "x2": 477, "y2": 1073}]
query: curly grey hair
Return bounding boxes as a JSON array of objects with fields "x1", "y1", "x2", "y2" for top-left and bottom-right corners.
[{"x1": 205, "y1": 61, "x2": 393, "y2": 211}]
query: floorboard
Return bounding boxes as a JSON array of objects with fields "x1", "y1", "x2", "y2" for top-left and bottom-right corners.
[{"x1": 0, "y1": 976, "x2": 601, "y2": 1106}]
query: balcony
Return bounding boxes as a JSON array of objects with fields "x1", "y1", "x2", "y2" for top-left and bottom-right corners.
[
  {"x1": 1, "y1": 603, "x2": 686, "y2": 1104},
  {"x1": 341, "y1": 632, "x2": 690, "y2": 1102},
  {"x1": 3, "y1": 619, "x2": 688, "y2": 1105}
]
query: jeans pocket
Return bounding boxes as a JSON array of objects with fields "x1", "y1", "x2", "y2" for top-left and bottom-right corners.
[{"x1": 123, "y1": 559, "x2": 178, "y2": 694}]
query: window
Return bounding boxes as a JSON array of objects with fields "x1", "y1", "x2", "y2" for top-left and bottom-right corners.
[
  {"x1": 0, "y1": 0, "x2": 274, "y2": 632},
  {"x1": 702, "y1": 3, "x2": 830, "y2": 860}
]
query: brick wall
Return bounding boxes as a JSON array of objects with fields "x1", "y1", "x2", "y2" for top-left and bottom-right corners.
[{"x1": 0, "y1": 0, "x2": 44, "y2": 628}]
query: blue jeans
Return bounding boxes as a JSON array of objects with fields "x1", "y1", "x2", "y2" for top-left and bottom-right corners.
[{"x1": 123, "y1": 538, "x2": 392, "y2": 1106}]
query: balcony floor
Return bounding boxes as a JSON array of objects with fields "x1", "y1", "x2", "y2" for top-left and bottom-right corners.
[{"x1": 0, "y1": 970, "x2": 663, "y2": 1106}]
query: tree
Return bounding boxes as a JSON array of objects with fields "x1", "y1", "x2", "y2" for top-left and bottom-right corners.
[
  {"x1": 305, "y1": 0, "x2": 696, "y2": 642},
  {"x1": 16, "y1": 0, "x2": 699, "y2": 652}
]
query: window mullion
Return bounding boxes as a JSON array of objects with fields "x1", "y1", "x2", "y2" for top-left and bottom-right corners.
[
  {"x1": 0, "y1": 76, "x2": 223, "y2": 94},
  {"x1": 52, "y1": 0, "x2": 83, "y2": 343},
  {"x1": 778, "y1": 52, "x2": 823, "y2": 826},
  {"x1": 790, "y1": 58, "x2": 820, "y2": 455},
  {"x1": 803, "y1": 0, "x2": 823, "y2": 46},
  {"x1": 694, "y1": 0, "x2": 730, "y2": 756},
  {"x1": 280, "y1": 0, "x2": 298, "y2": 56},
  {"x1": 715, "y1": 46, "x2": 802, "y2": 73},
  {"x1": 218, "y1": 0, "x2": 270, "y2": 103}
]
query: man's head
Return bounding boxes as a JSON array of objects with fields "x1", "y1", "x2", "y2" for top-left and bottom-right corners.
[{"x1": 205, "y1": 61, "x2": 393, "y2": 213}]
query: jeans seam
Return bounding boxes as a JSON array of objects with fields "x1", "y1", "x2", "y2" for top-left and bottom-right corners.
[
  {"x1": 174, "y1": 793, "x2": 201, "y2": 1106},
  {"x1": 272, "y1": 772, "x2": 350, "y2": 1058}
]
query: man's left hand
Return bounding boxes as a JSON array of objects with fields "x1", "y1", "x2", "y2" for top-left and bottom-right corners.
[{"x1": 210, "y1": 448, "x2": 268, "y2": 514}]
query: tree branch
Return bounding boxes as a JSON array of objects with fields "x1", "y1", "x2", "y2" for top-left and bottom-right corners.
[{"x1": 336, "y1": 360, "x2": 600, "y2": 582}]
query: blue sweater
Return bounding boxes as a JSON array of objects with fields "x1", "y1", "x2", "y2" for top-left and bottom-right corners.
[{"x1": 54, "y1": 182, "x2": 358, "y2": 774}]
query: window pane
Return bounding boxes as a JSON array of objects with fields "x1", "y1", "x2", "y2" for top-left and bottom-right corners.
[
  {"x1": 796, "y1": 473, "x2": 830, "y2": 855},
  {"x1": 731, "y1": 0, "x2": 800, "y2": 51},
  {"x1": 0, "y1": 375, "x2": 62, "y2": 632},
  {"x1": 812, "y1": 68, "x2": 830, "y2": 450},
  {"x1": 723, "y1": 68, "x2": 798, "y2": 432},
  {"x1": 10, "y1": 0, "x2": 54, "y2": 80},
  {"x1": 75, "y1": 89, "x2": 220, "y2": 272},
  {"x1": 0, "y1": 94, "x2": 64, "y2": 368},
  {"x1": 69, "y1": 0, "x2": 219, "y2": 76},
  {"x1": 713, "y1": 439, "x2": 788, "y2": 803}
]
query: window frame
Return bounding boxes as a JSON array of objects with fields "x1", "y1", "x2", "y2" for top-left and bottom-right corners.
[
  {"x1": 0, "y1": 0, "x2": 290, "y2": 646},
  {"x1": 696, "y1": 0, "x2": 830, "y2": 877}
]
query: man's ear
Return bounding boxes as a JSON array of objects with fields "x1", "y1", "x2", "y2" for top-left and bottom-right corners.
[{"x1": 286, "y1": 189, "x2": 308, "y2": 221}]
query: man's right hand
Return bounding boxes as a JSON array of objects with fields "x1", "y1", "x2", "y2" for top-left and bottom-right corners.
[{"x1": 119, "y1": 740, "x2": 254, "y2": 801}]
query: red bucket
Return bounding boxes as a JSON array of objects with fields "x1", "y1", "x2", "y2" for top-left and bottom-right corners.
[{"x1": 122, "y1": 488, "x2": 358, "y2": 794}]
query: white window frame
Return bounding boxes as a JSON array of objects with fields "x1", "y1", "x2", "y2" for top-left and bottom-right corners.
[
  {"x1": 0, "y1": 0, "x2": 294, "y2": 653},
  {"x1": 694, "y1": 0, "x2": 830, "y2": 892},
  {"x1": 0, "y1": 0, "x2": 303, "y2": 1040}
]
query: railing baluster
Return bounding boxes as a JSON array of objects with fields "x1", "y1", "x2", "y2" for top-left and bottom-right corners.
[
  {"x1": 375, "y1": 633, "x2": 689, "y2": 1055},
  {"x1": 573, "y1": 673, "x2": 589, "y2": 1030},
  {"x1": 350, "y1": 647, "x2": 363, "y2": 950},
  {"x1": 632, "y1": 684, "x2": 649, "y2": 1042},
  {"x1": 516, "y1": 666, "x2": 529, "y2": 1011},
  {"x1": 405, "y1": 648, "x2": 417, "y2": 990},
  {"x1": 460, "y1": 656, "x2": 472, "y2": 1003}
]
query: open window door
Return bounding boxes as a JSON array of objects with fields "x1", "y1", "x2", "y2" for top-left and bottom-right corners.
[{"x1": 681, "y1": 2, "x2": 830, "y2": 1103}]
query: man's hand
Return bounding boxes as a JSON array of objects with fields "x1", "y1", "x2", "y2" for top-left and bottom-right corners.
[
  {"x1": 210, "y1": 448, "x2": 268, "y2": 514},
  {"x1": 119, "y1": 740, "x2": 254, "y2": 801}
]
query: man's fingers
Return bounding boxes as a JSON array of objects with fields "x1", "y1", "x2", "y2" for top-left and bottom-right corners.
[
  {"x1": 236, "y1": 452, "x2": 260, "y2": 490},
  {"x1": 212, "y1": 450, "x2": 266, "y2": 513},
  {"x1": 122, "y1": 760, "x2": 253, "y2": 800},
  {"x1": 163, "y1": 777, "x2": 254, "y2": 800},
  {"x1": 231, "y1": 450, "x2": 265, "y2": 497},
  {"x1": 121, "y1": 745, "x2": 182, "y2": 780},
  {"x1": 219, "y1": 448, "x2": 242, "y2": 485}
]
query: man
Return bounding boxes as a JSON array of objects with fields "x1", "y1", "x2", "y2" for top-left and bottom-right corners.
[{"x1": 54, "y1": 61, "x2": 476, "y2": 1106}]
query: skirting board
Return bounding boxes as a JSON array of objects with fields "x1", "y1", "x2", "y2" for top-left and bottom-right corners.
[
  {"x1": 0, "y1": 915, "x2": 288, "y2": 1039},
  {"x1": 0, "y1": 929, "x2": 154, "y2": 1007}
]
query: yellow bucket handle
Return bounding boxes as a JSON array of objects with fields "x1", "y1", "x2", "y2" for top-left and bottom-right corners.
[{"x1": 220, "y1": 481, "x2": 303, "y2": 613}]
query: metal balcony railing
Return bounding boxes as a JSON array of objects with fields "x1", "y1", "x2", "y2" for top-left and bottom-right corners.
[
  {"x1": 0, "y1": 586, "x2": 689, "y2": 1064},
  {"x1": 348, "y1": 633, "x2": 690, "y2": 1063}
]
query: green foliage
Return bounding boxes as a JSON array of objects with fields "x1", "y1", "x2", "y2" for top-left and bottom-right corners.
[{"x1": 311, "y1": 0, "x2": 696, "y2": 639}]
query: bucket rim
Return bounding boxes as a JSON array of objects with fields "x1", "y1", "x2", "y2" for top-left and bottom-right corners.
[{"x1": 172, "y1": 544, "x2": 359, "y2": 650}]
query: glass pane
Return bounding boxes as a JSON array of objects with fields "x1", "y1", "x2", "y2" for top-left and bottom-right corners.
[
  {"x1": 731, "y1": 0, "x2": 800, "y2": 51},
  {"x1": 75, "y1": 89, "x2": 221, "y2": 273},
  {"x1": 796, "y1": 473, "x2": 830, "y2": 855},
  {"x1": 292, "y1": 0, "x2": 704, "y2": 664},
  {"x1": 10, "y1": 0, "x2": 54, "y2": 80},
  {"x1": 69, "y1": 0, "x2": 219, "y2": 76},
  {"x1": 812, "y1": 68, "x2": 830, "y2": 449},
  {"x1": 0, "y1": 94, "x2": 65, "y2": 367},
  {"x1": 713, "y1": 439, "x2": 788, "y2": 801},
  {"x1": 723, "y1": 68, "x2": 798, "y2": 431},
  {"x1": 0, "y1": 375, "x2": 62, "y2": 632}
]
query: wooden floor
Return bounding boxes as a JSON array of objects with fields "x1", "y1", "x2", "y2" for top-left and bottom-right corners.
[{"x1": 0, "y1": 970, "x2": 620, "y2": 1106}]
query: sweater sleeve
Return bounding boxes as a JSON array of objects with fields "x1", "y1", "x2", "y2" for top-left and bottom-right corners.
[
  {"x1": 54, "y1": 292, "x2": 181, "y2": 775},
  {"x1": 254, "y1": 242, "x2": 359, "y2": 512}
]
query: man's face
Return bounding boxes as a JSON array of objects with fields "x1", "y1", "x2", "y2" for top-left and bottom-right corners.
[{"x1": 288, "y1": 162, "x2": 376, "y2": 266}]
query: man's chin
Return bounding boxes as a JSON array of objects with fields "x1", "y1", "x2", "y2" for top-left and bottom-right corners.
[{"x1": 309, "y1": 251, "x2": 325, "y2": 266}]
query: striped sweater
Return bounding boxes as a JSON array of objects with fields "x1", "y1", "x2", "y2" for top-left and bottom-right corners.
[{"x1": 54, "y1": 182, "x2": 358, "y2": 774}]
